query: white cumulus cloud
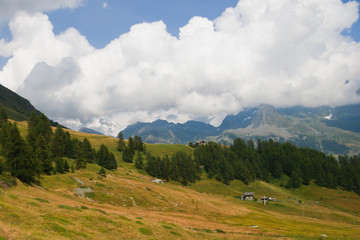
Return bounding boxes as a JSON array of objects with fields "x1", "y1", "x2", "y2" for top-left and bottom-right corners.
[{"x1": 0, "y1": 0, "x2": 360, "y2": 135}]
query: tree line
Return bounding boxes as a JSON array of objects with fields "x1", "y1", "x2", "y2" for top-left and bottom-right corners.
[
  {"x1": 0, "y1": 110, "x2": 117, "y2": 184},
  {"x1": 1, "y1": 108, "x2": 359, "y2": 194},
  {"x1": 118, "y1": 131, "x2": 360, "y2": 191},
  {"x1": 193, "y1": 138, "x2": 360, "y2": 193},
  {"x1": 117, "y1": 132, "x2": 200, "y2": 186}
]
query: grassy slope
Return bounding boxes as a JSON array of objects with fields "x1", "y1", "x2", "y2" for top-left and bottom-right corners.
[{"x1": 1, "y1": 127, "x2": 360, "y2": 239}]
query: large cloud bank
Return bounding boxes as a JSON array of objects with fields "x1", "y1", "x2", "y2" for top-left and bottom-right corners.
[{"x1": 0, "y1": 0, "x2": 360, "y2": 135}]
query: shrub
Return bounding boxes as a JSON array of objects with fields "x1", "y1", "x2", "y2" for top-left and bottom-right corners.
[
  {"x1": 0, "y1": 173, "x2": 17, "y2": 189},
  {"x1": 34, "y1": 198, "x2": 50, "y2": 203},
  {"x1": 119, "y1": 215, "x2": 131, "y2": 221},
  {"x1": 138, "y1": 228, "x2": 152, "y2": 235},
  {"x1": 170, "y1": 231, "x2": 181, "y2": 236},
  {"x1": 98, "y1": 167, "x2": 106, "y2": 177}
]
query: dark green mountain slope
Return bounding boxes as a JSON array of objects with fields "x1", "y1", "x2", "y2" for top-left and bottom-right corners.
[
  {"x1": 323, "y1": 104, "x2": 360, "y2": 133},
  {"x1": 0, "y1": 84, "x2": 40, "y2": 120}
]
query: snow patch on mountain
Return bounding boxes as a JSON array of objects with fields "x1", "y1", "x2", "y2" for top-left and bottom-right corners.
[{"x1": 324, "y1": 113, "x2": 332, "y2": 120}]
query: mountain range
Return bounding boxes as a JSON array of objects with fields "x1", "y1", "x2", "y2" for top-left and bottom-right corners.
[
  {"x1": 122, "y1": 104, "x2": 360, "y2": 155},
  {"x1": 1, "y1": 82, "x2": 359, "y2": 155}
]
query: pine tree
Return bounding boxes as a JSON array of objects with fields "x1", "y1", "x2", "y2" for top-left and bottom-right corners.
[
  {"x1": 82, "y1": 138, "x2": 95, "y2": 162},
  {"x1": 134, "y1": 135, "x2": 144, "y2": 152},
  {"x1": 287, "y1": 169, "x2": 302, "y2": 188},
  {"x1": 64, "y1": 132, "x2": 75, "y2": 158},
  {"x1": 34, "y1": 136, "x2": 52, "y2": 174},
  {"x1": 96, "y1": 144, "x2": 116, "y2": 170},
  {"x1": 122, "y1": 146, "x2": 134, "y2": 163},
  {"x1": 108, "y1": 153, "x2": 118, "y2": 170},
  {"x1": 55, "y1": 157, "x2": 65, "y2": 174},
  {"x1": 0, "y1": 158, "x2": 4, "y2": 175},
  {"x1": 135, "y1": 151, "x2": 144, "y2": 169},
  {"x1": 2, "y1": 123, "x2": 40, "y2": 183},
  {"x1": 162, "y1": 155, "x2": 171, "y2": 181},
  {"x1": 64, "y1": 159, "x2": 70, "y2": 172},
  {"x1": 27, "y1": 112, "x2": 52, "y2": 148},
  {"x1": 97, "y1": 144, "x2": 109, "y2": 167},
  {"x1": 128, "y1": 136, "x2": 135, "y2": 154},
  {"x1": 50, "y1": 125, "x2": 66, "y2": 157},
  {"x1": 117, "y1": 132, "x2": 126, "y2": 152},
  {"x1": 0, "y1": 108, "x2": 7, "y2": 127}
]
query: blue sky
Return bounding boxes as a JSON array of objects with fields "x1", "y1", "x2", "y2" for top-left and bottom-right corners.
[
  {"x1": 51, "y1": 0, "x2": 360, "y2": 47},
  {"x1": 342, "y1": 0, "x2": 360, "y2": 40},
  {"x1": 0, "y1": 0, "x2": 359, "y2": 66},
  {"x1": 0, "y1": 0, "x2": 360, "y2": 134},
  {"x1": 1, "y1": 0, "x2": 358, "y2": 48},
  {"x1": 48, "y1": 0, "x2": 240, "y2": 48}
]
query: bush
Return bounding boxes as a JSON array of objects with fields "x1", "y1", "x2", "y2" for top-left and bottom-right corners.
[
  {"x1": 0, "y1": 173, "x2": 17, "y2": 189},
  {"x1": 170, "y1": 231, "x2": 181, "y2": 236},
  {"x1": 98, "y1": 167, "x2": 106, "y2": 177},
  {"x1": 138, "y1": 228, "x2": 152, "y2": 235}
]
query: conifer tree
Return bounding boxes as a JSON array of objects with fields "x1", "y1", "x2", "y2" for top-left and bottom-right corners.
[
  {"x1": 64, "y1": 132, "x2": 75, "y2": 158},
  {"x1": 82, "y1": 138, "x2": 95, "y2": 162},
  {"x1": 50, "y1": 125, "x2": 66, "y2": 157},
  {"x1": 2, "y1": 123, "x2": 40, "y2": 183},
  {"x1": 134, "y1": 135, "x2": 144, "y2": 152},
  {"x1": 0, "y1": 158, "x2": 3, "y2": 174},
  {"x1": 117, "y1": 132, "x2": 126, "y2": 152},
  {"x1": 128, "y1": 136, "x2": 135, "y2": 154},
  {"x1": 34, "y1": 136, "x2": 52, "y2": 174},
  {"x1": 162, "y1": 155, "x2": 171, "y2": 181},
  {"x1": 0, "y1": 108, "x2": 7, "y2": 127},
  {"x1": 108, "y1": 153, "x2": 118, "y2": 170},
  {"x1": 27, "y1": 112, "x2": 52, "y2": 148},
  {"x1": 135, "y1": 151, "x2": 144, "y2": 169},
  {"x1": 96, "y1": 144, "x2": 116, "y2": 170},
  {"x1": 55, "y1": 157, "x2": 65, "y2": 174},
  {"x1": 122, "y1": 146, "x2": 134, "y2": 163},
  {"x1": 64, "y1": 159, "x2": 70, "y2": 172},
  {"x1": 97, "y1": 144, "x2": 109, "y2": 167}
]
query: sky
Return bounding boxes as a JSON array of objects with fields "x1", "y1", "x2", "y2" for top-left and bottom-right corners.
[{"x1": 0, "y1": 0, "x2": 359, "y2": 136}]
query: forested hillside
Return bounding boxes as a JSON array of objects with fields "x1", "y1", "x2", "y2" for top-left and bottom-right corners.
[
  {"x1": 1, "y1": 110, "x2": 360, "y2": 239},
  {"x1": 193, "y1": 139, "x2": 360, "y2": 193},
  {"x1": 1, "y1": 106, "x2": 359, "y2": 195},
  {"x1": 0, "y1": 110, "x2": 117, "y2": 184}
]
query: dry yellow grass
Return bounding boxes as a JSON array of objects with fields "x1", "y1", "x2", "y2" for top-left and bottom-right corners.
[
  {"x1": 1, "y1": 162, "x2": 360, "y2": 239},
  {"x1": 1, "y1": 123, "x2": 360, "y2": 239}
]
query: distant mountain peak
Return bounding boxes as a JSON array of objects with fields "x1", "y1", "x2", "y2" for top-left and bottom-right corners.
[
  {"x1": 79, "y1": 127, "x2": 104, "y2": 136},
  {"x1": 97, "y1": 118, "x2": 121, "y2": 136},
  {"x1": 120, "y1": 103, "x2": 360, "y2": 155},
  {"x1": 251, "y1": 104, "x2": 290, "y2": 128}
]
